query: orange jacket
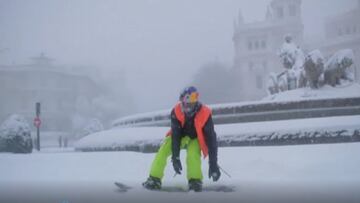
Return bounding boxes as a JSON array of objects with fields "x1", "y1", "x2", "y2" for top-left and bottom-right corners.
[{"x1": 166, "y1": 102, "x2": 212, "y2": 158}]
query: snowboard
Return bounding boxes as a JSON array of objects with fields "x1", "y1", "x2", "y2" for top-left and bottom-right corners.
[
  {"x1": 160, "y1": 184, "x2": 235, "y2": 193},
  {"x1": 114, "y1": 182, "x2": 235, "y2": 193}
]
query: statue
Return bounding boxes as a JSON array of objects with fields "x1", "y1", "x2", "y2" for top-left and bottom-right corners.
[
  {"x1": 267, "y1": 38, "x2": 356, "y2": 95},
  {"x1": 324, "y1": 49, "x2": 355, "y2": 86},
  {"x1": 303, "y1": 50, "x2": 325, "y2": 89},
  {"x1": 278, "y1": 35, "x2": 306, "y2": 90}
]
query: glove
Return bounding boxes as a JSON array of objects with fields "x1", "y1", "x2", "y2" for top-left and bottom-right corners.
[
  {"x1": 209, "y1": 164, "x2": 221, "y2": 182},
  {"x1": 172, "y1": 157, "x2": 182, "y2": 174}
]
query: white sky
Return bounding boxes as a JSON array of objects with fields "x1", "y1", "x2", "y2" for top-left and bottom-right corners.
[{"x1": 0, "y1": 0, "x2": 358, "y2": 113}]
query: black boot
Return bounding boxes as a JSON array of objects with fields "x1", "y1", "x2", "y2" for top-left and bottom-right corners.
[
  {"x1": 188, "y1": 179, "x2": 202, "y2": 192},
  {"x1": 142, "y1": 176, "x2": 161, "y2": 190}
]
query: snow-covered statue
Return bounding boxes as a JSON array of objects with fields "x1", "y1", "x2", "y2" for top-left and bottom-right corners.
[
  {"x1": 279, "y1": 35, "x2": 297, "y2": 69},
  {"x1": 267, "y1": 72, "x2": 289, "y2": 95},
  {"x1": 277, "y1": 73, "x2": 289, "y2": 92},
  {"x1": 324, "y1": 49, "x2": 355, "y2": 87},
  {"x1": 267, "y1": 73, "x2": 280, "y2": 95},
  {"x1": 303, "y1": 50, "x2": 325, "y2": 89},
  {"x1": 0, "y1": 114, "x2": 33, "y2": 153},
  {"x1": 278, "y1": 35, "x2": 306, "y2": 90}
]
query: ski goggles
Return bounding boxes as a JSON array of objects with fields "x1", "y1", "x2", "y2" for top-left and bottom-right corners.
[
  {"x1": 182, "y1": 91, "x2": 199, "y2": 104},
  {"x1": 181, "y1": 92, "x2": 199, "y2": 114}
]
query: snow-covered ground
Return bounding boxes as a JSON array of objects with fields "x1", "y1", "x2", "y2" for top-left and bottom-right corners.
[
  {"x1": 1, "y1": 143, "x2": 360, "y2": 203},
  {"x1": 1, "y1": 84, "x2": 359, "y2": 202}
]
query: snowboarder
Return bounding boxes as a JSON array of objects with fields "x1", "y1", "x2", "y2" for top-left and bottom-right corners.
[{"x1": 142, "y1": 86, "x2": 221, "y2": 192}]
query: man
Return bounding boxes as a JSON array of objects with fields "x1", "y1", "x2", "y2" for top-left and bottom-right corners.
[{"x1": 142, "y1": 86, "x2": 221, "y2": 192}]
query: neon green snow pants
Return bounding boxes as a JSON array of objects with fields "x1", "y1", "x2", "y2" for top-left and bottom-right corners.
[{"x1": 149, "y1": 136, "x2": 203, "y2": 181}]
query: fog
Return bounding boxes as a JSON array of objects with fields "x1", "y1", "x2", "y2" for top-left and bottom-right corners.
[{"x1": 0, "y1": 0, "x2": 357, "y2": 114}]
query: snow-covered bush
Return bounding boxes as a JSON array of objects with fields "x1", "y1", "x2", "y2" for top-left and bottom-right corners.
[
  {"x1": 0, "y1": 114, "x2": 32, "y2": 153},
  {"x1": 324, "y1": 49, "x2": 355, "y2": 87},
  {"x1": 304, "y1": 50, "x2": 325, "y2": 89},
  {"x1": 76, "y1": 118, "x2": 104, "y2": 138}
]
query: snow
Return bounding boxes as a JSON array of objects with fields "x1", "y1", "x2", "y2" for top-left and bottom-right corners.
[
  {"x1": 1, "y1": 143, "x2": 360, "y2": 203},
  {"x1": 2, "y1": 112, "x2": 360, "y2": 202},
  {"x1": 279, "y1": 39, "x2": 298, "y2": 58},
  {"x1": 279, "y1": 38, "x2": 305, "y2": 71},
  {"x1": 78, "y1": 118, "x2": 104, "y2": 138},
  {"x1": 75, "y1": 115, "x2": 360, "y2": 151},
  {"x1": 324, "y1": 49, "x2": 354, "y2": 69},
  {"x1": 113, "y1": 83, "x2": 360, "y2": 128},
  {"x1": 0, "y1": 114, "x2": 33, "y2": 153},
  {"x1": 0, "y1": 114, "x2": 31, "y2": 140},
  {"x1": 262, "y1": 83, "x2": 360, "y2": 102},
  {"x1": 75, "y1": 127, "x2": 168, "y2": 150},
  {"x1": 217, "y1": 115, "x2": 360, "y2": 135},
  {"x1": 112, "y1": 109, "x2": 170, "y2": 126},
  {"x1": 307, "y1": 49, "x2": 324, "y2": 64}
]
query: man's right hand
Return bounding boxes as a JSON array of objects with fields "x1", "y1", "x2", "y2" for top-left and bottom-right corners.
[
  {"x1": 172, "y1": 157, "x2": 182, "y2": 174},
  {"x1": 209, "y1": 164, "x2": 221, "y2": 182}
]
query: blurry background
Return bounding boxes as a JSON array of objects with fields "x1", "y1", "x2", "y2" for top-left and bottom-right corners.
[{"x1": 0, "y1": 0, "x2": 359, "y2": 139}]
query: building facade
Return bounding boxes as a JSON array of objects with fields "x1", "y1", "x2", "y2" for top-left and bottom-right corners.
[
  {"x1": 317, "y1": 0, "x2": 360, "y2": 82},
  {"x1": 233, "y1": 0, "x2": 303, "y2": 101},
  {"x1": 0, "y1": 54, "x2": 101, "y2": 131}
]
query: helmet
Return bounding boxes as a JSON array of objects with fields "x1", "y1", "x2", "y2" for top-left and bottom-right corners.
[
  {"x1": 179, "y1": 86, "x2": 199, "y2": 116},
  {"x1": 179, "y1": 86, "x2": 199, "y2": 102}
]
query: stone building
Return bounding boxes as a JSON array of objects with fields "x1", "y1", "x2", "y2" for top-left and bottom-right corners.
[
  {"x1": 233, "y1": 0, "x2": 303, "y2": 101},
  {"x1": 315, "y1": 0, "x2": 360, "y2": 82},
  {"x1": 233, "y1": 0, "x2": 360, "y2": 101},
  {"x1": 0, "y1": 53, "x2": 101, "y2": 131}
]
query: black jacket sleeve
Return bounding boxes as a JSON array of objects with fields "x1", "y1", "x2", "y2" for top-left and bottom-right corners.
[
  {"x1": 203, "y1": 115, "x2": 218, "y2": 168},
  {"x1": 170, "y1": 109, "x2": 182, "y2": 159}
]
